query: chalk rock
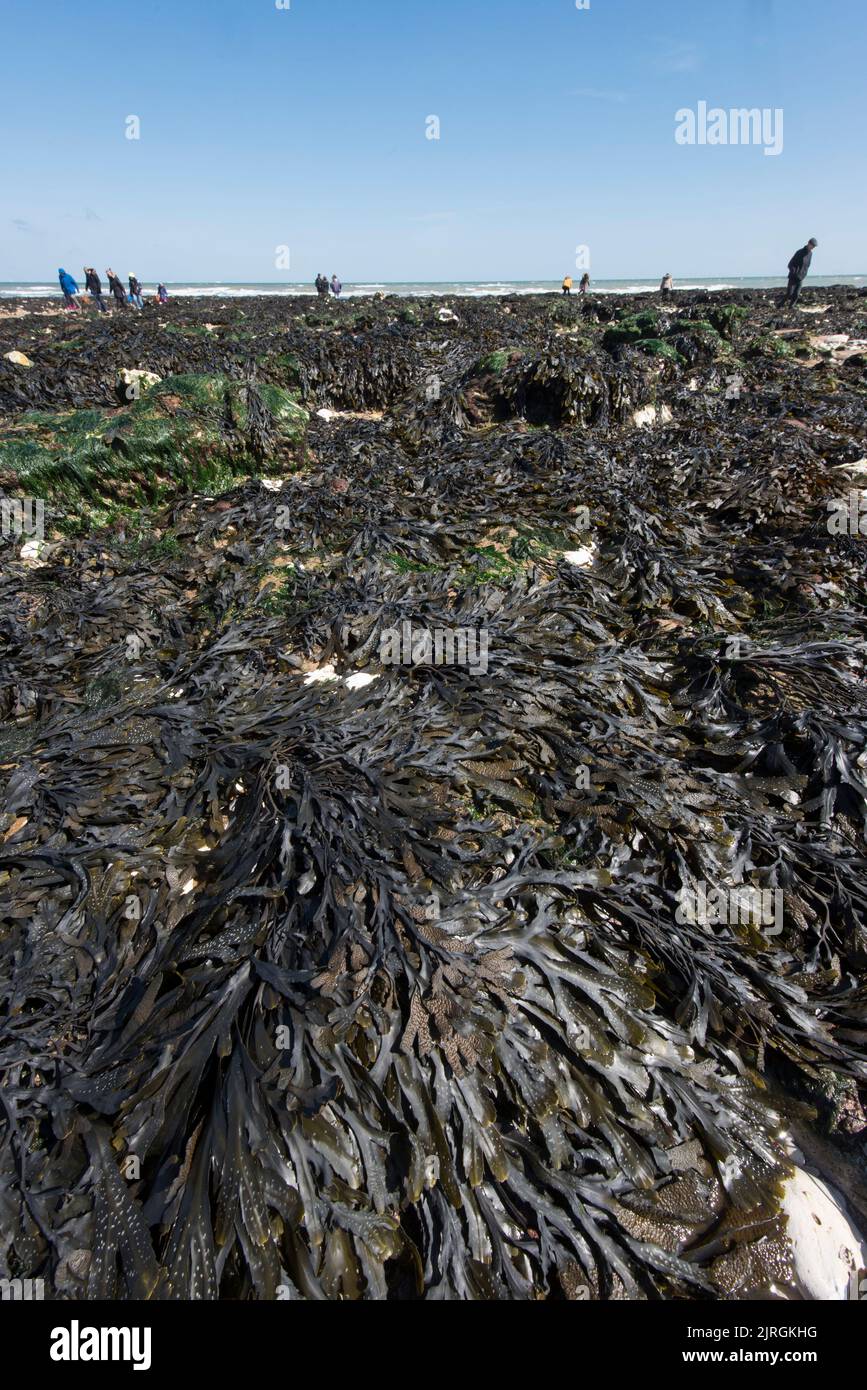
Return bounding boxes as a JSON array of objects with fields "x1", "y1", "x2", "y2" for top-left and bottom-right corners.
[
  {"x1": 780, "y1": 1168, "x2": 866, "y2": 1301},
  {"x1": 344, "y1": 672, "x2": 380, "y2": 691},
  {"x1": 19, "y1": 538, "x2": 48, "y2": 566},
  {"x1": 4, "y1": 351, "x2": 33, "y2": 367},
  {"x1": 117, "y1": 368, "x2": 161, "y2": 402},
  {"x1": 303, "y1": 665, "x2": 339, "y2": 686},
  {"x1": 810, "y1": 334, "x2": 851, "y2": 352},
  {"x1": 833, "y1": 457, "x2": 867, "y2": 479},
  {"x1": 632, "y1": 404, "x2": 673, "y2": 428},
  {"x1": 563, "y1": 543, "x2": 596, "y2": 568}
]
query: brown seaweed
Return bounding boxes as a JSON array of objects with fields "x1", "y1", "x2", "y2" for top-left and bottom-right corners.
[{"x1": 1, "y1": 285, "x2": 866, "y2": 1300}]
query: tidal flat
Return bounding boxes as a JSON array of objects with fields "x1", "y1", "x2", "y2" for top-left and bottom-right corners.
[{"x1": 1, "y1": 286, "x2": 866, "y2": 1300}]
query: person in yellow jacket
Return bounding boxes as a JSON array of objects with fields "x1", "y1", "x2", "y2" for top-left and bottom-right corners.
[{"x1": 562, "y1": 275, "x2": 573, "y2": 296}]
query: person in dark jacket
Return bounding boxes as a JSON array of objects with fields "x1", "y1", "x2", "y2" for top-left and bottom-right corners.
[
  {"x1": 579, "y1": 273, "x2": 590, "y2": 295},
  {"x1": 783, "y1": 238, "x2": 818, "y2": 307},
  {"x1": 58, "y1": 268, "x2": 79, "y2": 309},
  {"x1": 84, "y1": 267, "x2": 107, "y2": 311},
  {"x1": 157, "y1": 283, "x2": 169, "y2": 304},
  {"x1": 106, "y1": 269, "x2": 127, "y2": 309},
  {"x1": 315, "y1": 273, "x2": 328, "y2": 297},
  {"x1": 128, "y1": 274, "x2": 144, "y2": 310}
]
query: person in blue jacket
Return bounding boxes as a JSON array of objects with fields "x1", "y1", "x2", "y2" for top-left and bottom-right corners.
[
  {"x1": 58, "y1": 268, "x2": 79, "y2": 310},
  {"x1": 330, "y1": 274, "x2": 342, "y2": 297}
]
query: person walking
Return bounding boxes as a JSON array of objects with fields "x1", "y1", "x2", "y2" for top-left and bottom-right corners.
[
  {"x1": 782, "y1": 238, "x2": 818, "y2": 308},
  {"x1": 660, "y1": 273, "x2": 674, "y2": 297},
  {"x1": 562, "y1": 275, "x2": 573, "y2": 296},
  {"x1": 330, "y1": 273, "x2": 342, "y2": 297},
  {"x1": 106, "y1": 269, "x2": 127, "y2": 309},
  {"x1": 128, "y1": 274, "x2": 144, "y2": 309},
  {"x1": 58, "y1": 268, "x2": 80, "y2": 310},
  {"x1": 84, "y1": 267, "x2": 108, "y2": 312},
  {"x1": 579, "y1": 273, "x2": 590, "y2": 296}
]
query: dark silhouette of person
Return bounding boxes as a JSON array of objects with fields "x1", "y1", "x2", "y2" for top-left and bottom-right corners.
[{"x1": 783, "y1": 238, "x2": 818, "y2": 307}]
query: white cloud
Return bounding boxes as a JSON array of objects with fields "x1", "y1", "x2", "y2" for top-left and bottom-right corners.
[
  {"x1": 654, "y1": 40, "x2": 702, "y2": 74},
  {"x1": 571, "y1": 87, "x2": 629, "y2": 103}
]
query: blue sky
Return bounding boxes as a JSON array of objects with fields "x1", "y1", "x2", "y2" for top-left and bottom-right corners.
[{"x1": 1, "y1": 0, "x2": 863, "y2": 281}]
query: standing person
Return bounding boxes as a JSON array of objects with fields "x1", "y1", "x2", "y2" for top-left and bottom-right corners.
[
  {"x1": 84, "y1": 267, "x2": 108, "y2": 311},
  {"x1": 782, "y1": 238, "x2": 818, "y2": 307},
  {"x1": 562, "y1": 275, "x2": 573, "y2": 296},
  {"x1": 330, "y1": 273, "x2": 342, "y2": 297},
  {"x1": 58, "y1": 268, "x2": 79, "y2": 309},
  {"x1": 128, "y1": 273, "x2": 144, "y2": 309},
  {"x1": 106, "y1": 269, "x2": 127, "y2": 309},
  {"x1": 579, "y1": 273, "x2": 590, "y2": 296},
  {"x1": 157, "y1": 283, "x2": 169, "y2": 304},
  {"x1": 660, "y1": 273, "x2": 674, "y2": 297}
]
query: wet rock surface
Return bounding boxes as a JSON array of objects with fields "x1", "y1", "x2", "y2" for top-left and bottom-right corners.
[{"x1": 0, "y1": 288, "x2": 865, "y2": 1301}]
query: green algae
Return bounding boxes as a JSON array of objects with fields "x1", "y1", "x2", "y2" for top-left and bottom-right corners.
[
  {"x1": 603, "y1": 309, "x2": 660, "y2": 351},
  {"x1": 743, "y1": 333, "x2": 796, "y2": 359},
  {"x1": 634, "y1": 338, "x2": 684, "y2": 363},
  {"x1": 706, "y1": 304, "x2": 750, "y2": 340},
  {"x1": 476, "y1": 349, "x2": 510, "y2": 375},
  {"x1": 0, "y1": 372, "x2": 308, "y2": 530}
]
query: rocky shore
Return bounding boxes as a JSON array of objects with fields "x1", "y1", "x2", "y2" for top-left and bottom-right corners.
[{"x1": 1, "y1": 287, "x2": 866, "y2": 1300}]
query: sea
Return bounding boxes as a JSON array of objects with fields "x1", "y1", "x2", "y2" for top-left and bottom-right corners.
[{"x1": 2, "y1": 277, "x2": 864, "y2": 300}]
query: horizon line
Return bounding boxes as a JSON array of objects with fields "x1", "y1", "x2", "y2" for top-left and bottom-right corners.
[{"x1": 3, "y1": 274, "x2": 864, "y2": 286}]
